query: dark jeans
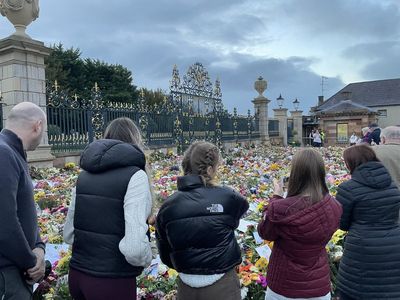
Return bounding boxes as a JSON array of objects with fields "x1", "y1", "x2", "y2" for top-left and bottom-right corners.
[
  {"x1": 0, "y1": 266, "x2": 33, "y2": 300},
  {"x1": 69, "y1": 267, "x2": 136, "y2": 300},
  {"x1": 177, "y1": 268, "x2": 241, "y2": 300},
  {"x1": 339, "y1": 290, "x2": 358, "y2": 300}
]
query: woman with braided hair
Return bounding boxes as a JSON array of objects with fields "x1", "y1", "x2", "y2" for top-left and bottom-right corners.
[{"x1": 156, "y1": 141, "x2": 249, "y2": 300}]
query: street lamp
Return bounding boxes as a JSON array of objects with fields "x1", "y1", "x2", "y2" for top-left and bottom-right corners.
[
  {"x1": 293, "y1": 98, "x2": 300, "y2": 111},
  {"x1": 276, "y1": 94, "x2": 284, "y2": 108}
]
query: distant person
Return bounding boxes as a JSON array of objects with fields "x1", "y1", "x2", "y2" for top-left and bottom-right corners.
[
  {"x1": 156, "y1": 141, "x2": 249, "y2": 300},
  {"x1": 368, "y1": 123, "x2": 381, "y2": 145},
  {"x1": 313, "y1": 129, "x2": 322, "y2": 147},
  {"x1": 336, "y1": 144, "x2": 400, "y2": 299},
  {"x1": 349, "y1": 132, "x2": 358, "y2": 146},
  {"x1": 320, "y1": 129, "x2": 326, "y2": 146},
  {"x1": 258, "y1": 148, "x2": 342, "y2": 300},
  {"x1": 309, "y1": 130, "x2": 315, "y2": 146},
  {"x1": 0, "y1": 102, "x2": 47, "y2": 299},
  {"x1": 64, "y1": 117, "x2": 153, "y2": 300},
  {"x1": 361, "y1": 127, "x2": 371, "y2": 144},
  {"x1": 373, "y1": 126, "x2": 400, "y2": 188}
]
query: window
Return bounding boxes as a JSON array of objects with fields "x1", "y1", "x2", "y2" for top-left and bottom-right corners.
[
  {"x1": 337, "y1": 123, "x2": 348, "y2": 143},
  {"x1": 378, "y1": 109, "x2": 387, "y2": 117}
]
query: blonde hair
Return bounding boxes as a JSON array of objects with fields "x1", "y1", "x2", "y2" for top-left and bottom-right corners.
[
  {"x1": 182, "y1": 141, "x2": 221, "y2": 186},
  {"x1": 362, "y1": 127, "x2": 369, "y2": 136}
]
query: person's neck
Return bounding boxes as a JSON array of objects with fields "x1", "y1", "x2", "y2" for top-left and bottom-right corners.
[{"x1": 5, "y1": 127, "x2": 29, "y2": 151}]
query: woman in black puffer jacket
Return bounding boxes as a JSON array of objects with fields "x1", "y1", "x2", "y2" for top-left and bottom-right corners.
[
  {"x1": 156, "y1": 141, "x2": 249, "y2": 300},
  {"x1": 337, "y1": 144, "x2": 400, "y2": 300}
]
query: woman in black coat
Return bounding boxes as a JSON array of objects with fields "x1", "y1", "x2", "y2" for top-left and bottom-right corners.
[{"x1": 336, "y1": 144, "x2": 400, "y2": 300}]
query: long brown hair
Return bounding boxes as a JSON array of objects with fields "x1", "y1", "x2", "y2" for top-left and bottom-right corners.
[
  {"x1": 182, "y1": 141, "x2": 221, "y2": 186},
  {"x1": 286, "y1": 148, "x2": 329, "y2": 203},
  {"x1": 104, "y1": 117, "x2": 144, "y2": 150},
  {"x1": 103, "y1": 117, "x2": 154, "y2": 201},
  {"x1": 343, "y1": 144, "x2": 379, "y2": 174}
]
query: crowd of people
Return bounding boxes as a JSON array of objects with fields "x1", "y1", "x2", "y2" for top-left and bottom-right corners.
[{"x1": 1, "y1": 102, "x2": 400, "y2": 300}]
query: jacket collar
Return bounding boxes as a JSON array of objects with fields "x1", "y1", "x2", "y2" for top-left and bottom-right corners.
[
  {"x1": 0, "y1": 129, "x2": 26, "y2": 160},
  {"x1": 177, "y1": 175, "x2": 205, "y2": 191}
]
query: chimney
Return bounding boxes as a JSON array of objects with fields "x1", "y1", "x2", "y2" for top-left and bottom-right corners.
[{"x1": 318, "y1": 96, "x2": 324, "y2": 106}]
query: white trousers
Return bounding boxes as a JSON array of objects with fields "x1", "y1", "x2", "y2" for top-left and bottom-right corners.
[{"x1": 265, "y1": 288, "x2": 331, "y2": 300}]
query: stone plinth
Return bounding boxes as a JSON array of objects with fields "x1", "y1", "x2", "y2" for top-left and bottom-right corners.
[
  {"x1": 0, "y1": 35, "x2": 54, "y2": 165},
  {"x1": 253, "y1": 96, "x2": 271, "y2": 145},
  {"x1": 273, "y1": 108, "x2": 288, "y2": 146},
  {"x1": 290, "y1": 110, "x2": 303, "y2": 146}
]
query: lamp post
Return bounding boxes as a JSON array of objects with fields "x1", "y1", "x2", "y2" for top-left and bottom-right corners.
[
  {"x1": 293, "y1": 98, "x2": 300, "y2": 111},
  {"x1": 277, "y1": 94, "x2": 284, "y2": 109}
]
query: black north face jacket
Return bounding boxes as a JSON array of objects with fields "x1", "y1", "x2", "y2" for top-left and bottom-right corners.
[{"x1": 156, "y1": 175, "x2": 249, "y2": 274}]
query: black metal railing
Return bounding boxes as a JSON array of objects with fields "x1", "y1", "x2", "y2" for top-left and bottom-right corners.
[
  {"x1": 46, "y1": 84, "x2": 264, "y2": 154},
  {"x1": 0, "y1": 103, "x2": 3, "y2": 132}
]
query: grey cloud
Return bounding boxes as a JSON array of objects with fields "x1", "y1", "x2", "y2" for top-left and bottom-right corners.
[
  {"x1": 281, "y1": 0, "x2": 400, "y2": 38},
  {"x1": 342, "y1": 41, "x2": 400, "y2": 80}
]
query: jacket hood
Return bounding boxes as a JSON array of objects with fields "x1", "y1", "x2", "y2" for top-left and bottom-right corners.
[
  {"x1": 268, "y1": 194, "x2": 341, "y2": 243},
  {"x1": 80, "y1": 139, "x2": 146, "y2": 173},
  {"x1": 352, "y1": 161, "x2": 392, "y2": 189}
]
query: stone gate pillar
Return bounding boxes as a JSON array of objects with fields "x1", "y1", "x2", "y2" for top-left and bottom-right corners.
[
  {"x1": 290, "y1": 110, "x2": 303, "y2": 146},
  {"x1": 273, "y1": 108, "x2": 288, "y2": 146},
  {"x1": 252, "y1": 76, "x2": 271, "y2": 145}
]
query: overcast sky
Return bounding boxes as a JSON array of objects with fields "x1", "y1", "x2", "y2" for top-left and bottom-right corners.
[{"x1": 1, "y1": 0, "x2": 399, "y2": 114}]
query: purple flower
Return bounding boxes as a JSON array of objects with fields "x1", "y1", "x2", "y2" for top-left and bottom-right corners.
[{"x1": 257, "y1": 275, "x2": 267, "y2": 288}]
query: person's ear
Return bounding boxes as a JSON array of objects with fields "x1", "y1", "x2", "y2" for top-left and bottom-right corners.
[
  {"x1": 34, "y1": 120, "x2": 42, "y2": 133},
  {"x1": 207, "y1": 165, "x2": 215, "y2": 177}
]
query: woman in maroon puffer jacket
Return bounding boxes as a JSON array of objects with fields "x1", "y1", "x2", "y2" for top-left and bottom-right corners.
[{"x1": 258, "y1": 148, "x2": 342, "y2": 300}]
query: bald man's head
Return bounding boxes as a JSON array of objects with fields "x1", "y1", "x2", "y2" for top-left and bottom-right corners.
[
  {"x1": 7, "y1": 102, "x2": 46, "y2": 128},
  {"x1": 6, "y1": 102, "x2": 47, "y2": 151},
  {"x1": 381, "y1": 126, "x2": 400, "y2": 144}
]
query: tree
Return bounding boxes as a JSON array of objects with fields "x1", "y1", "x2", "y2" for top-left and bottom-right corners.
[
  {"x1": 45, "y1": 43, "x2": 139, "y2": 103},
  {"x1": 141, "y1": 88, "x2": 168, "y2": 106},
  {"x1": 84, "y1": 59, "x2": 138, "y2": 103}
]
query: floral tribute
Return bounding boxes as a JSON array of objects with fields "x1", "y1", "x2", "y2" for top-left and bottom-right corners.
[{"x1": 31, "y1": 146, "x2": 349, "y2": 299}]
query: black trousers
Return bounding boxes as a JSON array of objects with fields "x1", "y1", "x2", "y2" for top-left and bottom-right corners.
[
  {"x1": 339, "y1": 290, "x2": 358, "y2": 300},
  {"x1": 0, "y1": 267, "x2": 33, "y2": 300}
]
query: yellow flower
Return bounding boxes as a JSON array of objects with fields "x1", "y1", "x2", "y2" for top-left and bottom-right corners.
[
  {"x1": 34, "y1": 191, "x2": 46, "y2": 202},
  {"x1": 255, "y1": 257, "x2": 268, "y2": 271},
  {"x1": 331, "y1": 229, "x2": 347, "y2": 244},
  {"x1": 168, "y1": 268, "x2": 178, "y2": 279},
  {"x1": 64, "y1": 162, "x2": 76, "y2": 169},
  {"x1": 270, "y1": 163, "x2": 280, "y2": 171}
]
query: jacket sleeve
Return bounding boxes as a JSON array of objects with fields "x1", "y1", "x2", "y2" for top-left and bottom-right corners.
[
  {"x1": 0, "y1": 147, "x2": 37, "y2": 270},
  {"x1": 336, "y1": 184, "x2": 354, "y2": 231},
  {"x1": 155, "y1": 208, "x2": 174, "y2": 269},
  {"x1": 235, "y1": 192, "x2": 249, "y2": 220},
  {"x1": 119, "y1": 170, "x2": 153, "y2": 268},
  {"x1": 63, "y1": 188, "x2": 76, "y2": 245},
  {"x1": 257, "y1": 198, "x2": 280, "y2": 241}
]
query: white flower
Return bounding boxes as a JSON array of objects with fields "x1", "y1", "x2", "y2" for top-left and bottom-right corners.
[
  {"x1": 158, "y1": 263, "x2": 168, "y2": 275},
  {"x1": 241, "y1": 287, "x2": 248, "y2": 299}
]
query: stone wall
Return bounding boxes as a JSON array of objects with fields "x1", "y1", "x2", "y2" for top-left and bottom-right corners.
[{"x1": 320, "y1": 114, "x2": 377, "y2": 146}]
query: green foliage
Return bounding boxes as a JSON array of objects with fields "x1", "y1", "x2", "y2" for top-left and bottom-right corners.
[
  {"x1": 48, "y1": 124, "x2": 62, "y2": 136},
  {"x1": 45, "y1": 43, "x2": 138, "y2": 103},
  {"x1": 141, "y1": 88, "x2": 168, "y2": 106}
]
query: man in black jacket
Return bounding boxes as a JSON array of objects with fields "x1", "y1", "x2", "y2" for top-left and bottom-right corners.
[
  {"x1": 368, "y1": 123, "x2": 381, "y2": 145},
  {"x1": 0, "y1": 102, "x2": 47, "y2": 299}
]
